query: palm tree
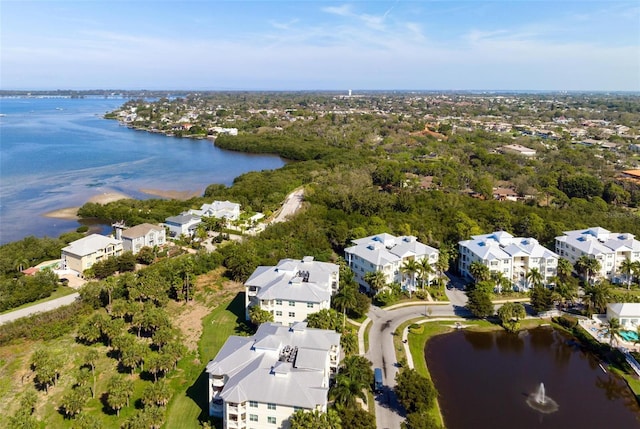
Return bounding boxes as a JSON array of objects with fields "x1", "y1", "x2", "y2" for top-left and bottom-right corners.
[
  {"x1": 435, "y1": 249, "x2": 450, "y2": 281},
  {"x1": 632, "y1": 261, "x2": 640, "y2": 285},
  {"x1": 556, "y1": 258, "x2": 574, "y2": 281},
  {"x1": 608, "y1": 317, "x2": 621, "y2": 347},
  {"x1": 418, "y1": 258, "x2": 434, "y2": 288},
  {"x1": 363, "y1": 271, "x2": 386, "y2": 295},
  {"x1": 329, "y1": 373, "x2": 368, "y2": 409},
  {"x1": 490, "y1": 271, "x2": 510, "y2": 294},
  {"x1": 526, "y1": 267, "x2": 544, "y2": 289},
  {"x1": 400, "y1": 259, "x2": 419, "y2": 294},
  {"x1": 619, "y1": 258, "x2": 635, "y2": 290},
  {"x1": 575, "y1": 255, "x2": 601, "y2": 285},
  {"x1": 333, "y1": 288, "x2": 356, "y2": 329},
  {"x1": 584, "y1": 281, "x2": 612, "y2": 315},
  {"x1": 469, "y1": 261, "x2": 491, "y2": 284}
]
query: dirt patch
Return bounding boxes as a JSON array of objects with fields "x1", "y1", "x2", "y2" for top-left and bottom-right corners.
[{"x1": 171, "y1": 268, "x2": 244, "y2": 353}]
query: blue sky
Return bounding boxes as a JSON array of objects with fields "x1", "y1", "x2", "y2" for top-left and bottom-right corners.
[{"x1": 2, "y1": 1, "x2": 639, "y2": 91}]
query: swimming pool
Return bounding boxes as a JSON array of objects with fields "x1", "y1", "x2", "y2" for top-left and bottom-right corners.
[{"x1": 619, "y1": 330, "x2": 639, "y2": 342}]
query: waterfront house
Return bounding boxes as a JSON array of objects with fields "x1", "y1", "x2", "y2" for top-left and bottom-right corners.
[
  {"x1": 245, "y1": 256, "x2": 339, "y2": 324},
  {"x1": 164, "y1": 214, "x2": 202, "y2": 238},
  {"x1": 115, "y1": 223, "x2": 166, "y2": 254},
  {"x1": 187, "y1": 200, "x2": 241, "y2": 221},
  {"x1": 344, "y1": 233, "x2": 439, "y2": 293},
  {"x1": 206, "y1": 322, "x2": 340, "y2": 428},
  {"x1": 459, "y1": 231, "x2": 558, "y2": 291},
  {"x1": 61, "y1": 234, "x2": 123, "y2": 275},
  {"x1": 555, "y1": 227, "x2": 640, "y2": 282}
]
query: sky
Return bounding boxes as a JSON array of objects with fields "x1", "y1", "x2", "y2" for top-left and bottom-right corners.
[{"x1": 1, "y1": 0, "x2": 639, "y2": 91}]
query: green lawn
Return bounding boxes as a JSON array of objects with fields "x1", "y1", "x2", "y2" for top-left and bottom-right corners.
[
  {"x1": 163, "y1": 292, "x2": 248, "y2": 429},
  {"x1": 0, "y1": 285, "x2": 77, "y2": 315}
]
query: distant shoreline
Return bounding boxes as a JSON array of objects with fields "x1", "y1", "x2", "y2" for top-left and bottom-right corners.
[{"x1": 42, "y1": 188, "x2": 203, "y2": 221}]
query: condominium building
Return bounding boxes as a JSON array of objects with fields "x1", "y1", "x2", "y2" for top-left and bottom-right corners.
[
  {"x1": 245, "y1": 257, "x2": 339, "y2": 324},
  {"x1": 555, "y1": 227, "x2": 640, "y2": 281},
  {"x1": 344, "y1": 233, "x2": 439, "y2": 291},
  {"x1": 61, "y1": 234, "x2": 123, "y2": 274},
  {"x1": 206, "y1": 322, "x2": 341, "y2": 429},
  {"x1": 458, "y1": 231, "x2": 558, "y2": 290}
]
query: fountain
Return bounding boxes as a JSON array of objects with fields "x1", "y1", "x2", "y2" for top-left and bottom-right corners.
[{"x1": 526, "y1": 383, "x2": 559, "y2": 414}]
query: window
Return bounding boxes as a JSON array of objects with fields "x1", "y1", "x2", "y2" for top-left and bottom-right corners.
[
  {"x1": 275, "y1": 299, "x2": 282, "y2": 306},
  {"x1": 275, "y1": 311, "x2": 282, "y2": 316},
  {"x1": 268, "y1": 417, "x2": 277, "y2": 424},
  {"x1": 267, "y1": 403, "x2": 276, "y2": 410},
  {"x1": 288, "y1": 312, "x2": 295, "y2": 318},
  {"x1": 307, "y1": 302, "x2": 314, "y2": 308},
  {"x1": 250, "y1": 414, "x2": 258, "y2": 422},
  {"x1": 289, "y1": 301, "x2": 296, "y2": 307},
  {"x1": 249, "y1": 401, "x2": 258, "y2": 408}
]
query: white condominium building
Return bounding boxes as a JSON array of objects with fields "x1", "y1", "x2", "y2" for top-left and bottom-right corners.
[
  {"x1": 555, "y1": 227, "x2": 640, "y2": 281},
  {"x1": 344, "y1": 233, "x2": 439, "y2": 292},
  {"x1": 245, "y1": 257, "x2": 339, "y2": 324},
  {"x1": 458, "y1": 231, "x2": 558, "y2": 290},
  {"x1": 206, "y1": 322, "x2": 341, "y2": 429}
]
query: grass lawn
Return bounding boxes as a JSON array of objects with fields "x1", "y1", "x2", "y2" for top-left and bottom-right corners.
[
  {"x1": 0, "y1": 285, "x2": 77, "y2": 315},
  {"x1": 164, "y1": 292, "x2": 248, "y2": 429}
]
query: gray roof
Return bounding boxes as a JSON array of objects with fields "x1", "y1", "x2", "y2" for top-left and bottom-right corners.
[
  {"x1": 461, "y1": 231, "x2": 557, "y2": 261},
  {"x1": 206, "y1": 323, "x2": 339, "y2": 408},
  {"x1": 556, "y1": 228, "x2": 639, "y2": 256},
  {"x1": 245, "y1": 258, "x2": 338, "y2": 303},
  {"x1": 62, "y1": 234, "x2": 121, "y2": 257},
  {"x1": 165, "y1": 214, "x2": 201, "y2": 225},
  {"x1": 121, "y1": 223, "x2": 163, "y2": 239},
  {"x1": 608, "y1": 303, "x2": 640, "y2": 317}
]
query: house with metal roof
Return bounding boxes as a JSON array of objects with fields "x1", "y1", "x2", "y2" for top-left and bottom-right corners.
[
  {"x1": 187, "y1": 200, "x2": 241, "y2": 221},
  {"x1": 113, "y1": 222, "x2": 166, "y2": 254},
  {"x1": 555, "y1": 227, "x2": 640, "y2": 282},
  {"x1": 459, "y1": 231, "x2": 558, "y2": 291},
  {"x1": 61, "y1": 234, "x2": 123, "y2": 275},
  {"x1": 607, "y1": 303, "x2": 640, "y2": 331},
  {"x1": 344, "y1": 234, "x2": 439, "y2": 292},
  {"x1": 164, "y1": 213, "x2": 201, "y2": 238},
  {"x1": 245, "y1": 257, "x2": 339, "y2": 325},
  {"x1": 205, "y1": 322, "x2": 340, "y2": 428}
]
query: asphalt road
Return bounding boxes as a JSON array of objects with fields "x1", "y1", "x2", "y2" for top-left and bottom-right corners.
[
  {"x1": 366, "y1": 302, "x2": 472, "y2": 429},
  {"x1": 272, "y1": 188, "x2": 304, "y2": 223},
  {"x1": 0, "y1": 292, "x2": 79, "y2": 325}
]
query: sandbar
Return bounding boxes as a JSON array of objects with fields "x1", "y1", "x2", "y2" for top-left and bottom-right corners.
[
  {"x1": 139, "y1": 188, "x2": 202, "y2": 200},
  {"x1": 43, "y1": 191, "x2": 131, "y2": 220}
]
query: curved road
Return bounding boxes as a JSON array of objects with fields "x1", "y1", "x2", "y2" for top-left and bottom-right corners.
[
  {"x1": 0, "y1": 293, "x2": 79, "y2": 325},
  {"x1": 364, "y1": 301, "x2": 471, "y2": 429}
]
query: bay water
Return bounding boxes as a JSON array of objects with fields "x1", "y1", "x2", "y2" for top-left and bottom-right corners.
[{"x1": 0, "y1": 97, "x2": 285, "y2": 244}]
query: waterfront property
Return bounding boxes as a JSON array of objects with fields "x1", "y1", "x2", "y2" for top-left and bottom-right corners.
[
  {"x1": 61, "y1": 234, "x2": 123, "y2": 274},
  {"x1": 555, "y1": 227, "x2": 640, "y2": 282},
  {"x1": 244, "y1": 257, "x2": 339, "y2": 324},
  {"x1": 186, "y1": 200, "x2": 241, "y2": 221},
  {"x1": 344, "y1": 234, "x2": 439, "y2": 292},
  {"x1": 164, "y1": 214, "x2": 202, "y2": 238},
  {"x1": 607, "y1": 303, "x2": 640, "y2": 331},
  {"x1": 458, "y1": 231, "x2": 558, "y2": 290},
  {"x1": 205, "y1": 322, "x2": 341, "y2": 429},
  {"x1": 113, "y1": 222, "x2": 166, "y2": 254}
]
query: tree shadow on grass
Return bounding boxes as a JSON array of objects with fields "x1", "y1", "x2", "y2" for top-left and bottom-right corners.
[
  {"x1": 227, "y1": 292, "x2": 255, "y2": 335},
  {"x1": 186, "y1": 369, "x2": 214, "y2": 426}
]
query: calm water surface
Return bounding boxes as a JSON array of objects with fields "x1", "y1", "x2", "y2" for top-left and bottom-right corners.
[
  {"x1": 0, "y1": 97, "x2": 285, "y2": 243},
  {"x1": 425, "y1": 327, "x2": 640, "y2": 429}
]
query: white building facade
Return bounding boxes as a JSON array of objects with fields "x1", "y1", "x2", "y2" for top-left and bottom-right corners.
[
  {"x1": 555, "y1": 227, "x2": 640, "y2": 282},
  {"x1": 206, "y1": 322, "x2": 340, "y2": 429},
  {"x1": 245, "y1": 257, "x2": 339, "y2": 325},
  {"x1": 458, "y1": 231, "x2": 558, "y2": 290},
  {"x1": 115, "y1": 223, "x2": 166, "y2": 254},
  {"x1": 344, "y1": 234, "x2": 439, "y2": 291}
]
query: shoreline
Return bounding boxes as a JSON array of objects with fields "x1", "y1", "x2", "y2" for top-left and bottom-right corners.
[{"x1": 42, "y1": 188, "x2": 203, "y2": 221}]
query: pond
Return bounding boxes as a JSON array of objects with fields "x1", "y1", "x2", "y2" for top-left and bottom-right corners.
[{"x1": 425, "y1": 327, "x2": 640, "y2": 429}]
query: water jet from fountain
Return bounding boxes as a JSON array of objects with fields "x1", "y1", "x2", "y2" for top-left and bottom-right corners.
[{"x1": 526, "y1": 383, "x2": 559, "y2": 414}]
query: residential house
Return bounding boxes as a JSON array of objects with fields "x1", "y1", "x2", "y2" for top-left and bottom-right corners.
[
  {"x1": 61, "y1": 234, "x2": 123, "y2": 274},
  {"x1": 555, "y1": 227, "x2": 640, "y2": 282},
  {"x1": 458, "y1": 231, "x2": 558, "y2": 291},
  {"x1": 245, "y1": 257, "x2": 339, "y2": 325},
  {"x1": 499, "y1": 144, "x2": 537, "y2": 157},
  {"x1": 607, "y1": 303, "x2": 640, "y2": 331},
  {"x1": 492, "y1": 187, "x2": 519, "y2": 202},
  {"x1": 164, "y1": 214, "x2": 202, "y2": 238},
  {"x1": 205, "y1": 322, "x2": 341, "y2": 429},
  {"x1": 344, "y1": 234, "x2": 439, "y2": 292},
  {"x1": 114, "y1": 223, "x2": 166, "y2": 254},
  {"x1": 187, "y1": 200, "x2": 241, "y2": 221}
]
